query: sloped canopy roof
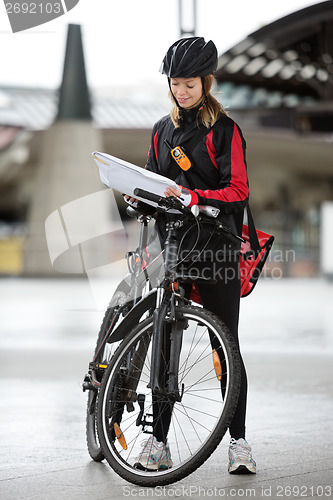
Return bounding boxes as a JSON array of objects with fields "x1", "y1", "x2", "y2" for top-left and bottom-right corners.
[
  {"x1": 0, "y1": 87, "x2": 170, "y2": 131},
  {"x1": 215, "y1": 1, "x2": 333, "y2": 100}
]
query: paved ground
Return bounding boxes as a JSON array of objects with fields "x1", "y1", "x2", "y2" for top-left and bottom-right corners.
[{"x1": 0, "y1": 277, "x2": 333, "y2": 500}]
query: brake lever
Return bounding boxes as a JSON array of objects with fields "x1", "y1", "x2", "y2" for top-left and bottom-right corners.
[{"x1": 216, "y1": 222, "x2": 246, "y2": 243}]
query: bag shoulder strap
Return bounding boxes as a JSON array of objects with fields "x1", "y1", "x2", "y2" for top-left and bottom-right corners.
[
  {"x1": 246, "y1": 204, "x2": 261, "y2": 253},
  {"x1": 182, "y1": 125, "x2": 210, "y2": 155}
]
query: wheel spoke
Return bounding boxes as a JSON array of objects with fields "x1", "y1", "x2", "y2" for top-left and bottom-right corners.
[
  {"x1": 172, "y1": 404, "x2": 214, "y2": 433},
  {"x1": 183, "y1": 391, "x2": 223, "y2": 403}
]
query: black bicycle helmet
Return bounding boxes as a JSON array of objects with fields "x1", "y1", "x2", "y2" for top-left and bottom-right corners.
[{"x1": 160, "y1": 37, "x2": 218, "y2": 78}]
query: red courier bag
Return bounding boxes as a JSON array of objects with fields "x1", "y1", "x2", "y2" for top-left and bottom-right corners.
[
  {"x1": 191, "y1": 205, "x2": 274, "y2": 302},
  {"x1": 239, "y1": 205, "x2": 274, "y2": 297}
]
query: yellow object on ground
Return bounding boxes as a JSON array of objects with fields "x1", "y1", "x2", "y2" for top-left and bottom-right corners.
[{"x1": 0, "y1": 238, "x2": 24, "y2": 274}]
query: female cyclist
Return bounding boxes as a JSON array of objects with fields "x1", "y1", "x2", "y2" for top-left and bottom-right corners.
[{"x1": 125, "y1": 37, "x2": 256, "y2": 475}]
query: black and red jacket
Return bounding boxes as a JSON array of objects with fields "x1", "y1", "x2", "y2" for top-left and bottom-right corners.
[{"x1": 145, "y1": 108, "x2": 249, "y2": 246}]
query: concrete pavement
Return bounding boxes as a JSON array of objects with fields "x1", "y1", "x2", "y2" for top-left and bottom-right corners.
[{"x1": 0, "y1": 277, "x2": 332, "y2": 499}]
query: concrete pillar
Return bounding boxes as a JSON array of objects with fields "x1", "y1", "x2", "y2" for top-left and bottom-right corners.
[
  {"x1": 23, "y1": 24, "x2": 122, "y2": 275},
  {"x1": 23, "y1": 122, "x2": 122, "y2": 275}
]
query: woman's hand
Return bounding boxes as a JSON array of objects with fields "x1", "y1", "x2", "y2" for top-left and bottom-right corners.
[
  {"x1": 165, "y1": 186, "x2": 199, "y2": 207},
  {"x1": 122, "y1": 194, "x2": 138, "y2": 204},
  {"x1": 164, "y1": 186, "x2": 182, "y2": 198}
]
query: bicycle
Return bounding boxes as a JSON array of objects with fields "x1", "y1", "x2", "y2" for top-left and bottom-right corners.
[{"x1": 83, "y1": 189, "x2": 243, "y2": 486}]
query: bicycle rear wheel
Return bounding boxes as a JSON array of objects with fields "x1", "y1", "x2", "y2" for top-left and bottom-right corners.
[
  {"x1": 97, "y1": 305, "x2": 241, "y2": 486},
  {"x1": 86, "y1": 288, "x2": 156, "y2": 461},
  {"x1": 86, "y1": 302, "x2": 123, "y2": 462}
]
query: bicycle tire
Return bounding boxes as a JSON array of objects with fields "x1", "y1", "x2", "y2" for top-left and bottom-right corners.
[
  {"x1": 86, "y1": 389, "x2": 105, "y2": 461},
  {"x1": 86, "y1": 290, "x2": 156, "y2": 462},
  {"x1": 86, "y1": 303, "x2": 120, "y2": 462},
  {"x1": 97, "y1": 305, "x2": 241, "y2": 486}
]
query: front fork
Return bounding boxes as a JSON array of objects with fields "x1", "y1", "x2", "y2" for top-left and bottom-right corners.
[
  {"x1": 148, "y1": 219, "x2": 186, "y2": 401},
  {"x1": 148, "y1": 287, "x2": 185, "y2": 402}
]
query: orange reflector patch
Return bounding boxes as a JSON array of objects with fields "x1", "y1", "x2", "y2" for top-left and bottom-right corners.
[
  {"x1": 114, "y1": 423, "x2": 128, "y2": 450},
  {"x1": 98, "y1": 364, "x2": 108, "y2": 369},
  {"x1": 212, "y1": 350, "x2": 222, "y2": 380}
]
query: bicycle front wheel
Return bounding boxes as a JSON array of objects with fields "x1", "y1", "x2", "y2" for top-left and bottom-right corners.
[{"x1": 97, "y1": 305, "x2": 241, "y2": 486}]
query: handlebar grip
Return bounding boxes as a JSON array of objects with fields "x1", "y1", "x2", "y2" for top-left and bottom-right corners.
[
  {"x1": 134, "y1": 188, "x2": 162, "y2": 204},
  {"x1": 134, "y1": 187, "x2": 187, "y2": 213}
]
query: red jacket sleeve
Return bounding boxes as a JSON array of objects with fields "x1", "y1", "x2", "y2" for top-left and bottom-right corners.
[
  {"x1": 194, "y1": 122, "x2": 249, "y2": 214},
  {"x1": 145, "y1": 126, "x2": 159, "y2": 173}
]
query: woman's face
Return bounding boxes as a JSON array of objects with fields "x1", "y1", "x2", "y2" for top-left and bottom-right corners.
[{"x1": 170, "y1": 77, "x2": 203, "y2": 109}]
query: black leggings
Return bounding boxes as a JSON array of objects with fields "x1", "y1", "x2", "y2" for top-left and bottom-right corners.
[
  {"x1": 153, "y1": 258, "x2": 247, "y2": 442},
  {"x1": 195, "y1": 263, "x2": 247, "y2": 440}
]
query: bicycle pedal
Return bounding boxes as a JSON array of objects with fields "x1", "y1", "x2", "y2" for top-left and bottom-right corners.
[
  {"x1": 90, "y1": 361, "x2": 108, "y2": 370},
  {"x1": 126, "y1": 402, "x2": 135, "y2": 412},
  {"x1": 82, "y1": 374, "x2": 96, "y2": 392}
]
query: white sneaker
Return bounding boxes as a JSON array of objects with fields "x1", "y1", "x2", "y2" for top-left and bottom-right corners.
[
  {"x1": 133, "y1": 435, "x2": 173, "y2": 471},
  {"x1": 228, "y1": 438, "x2": 256, "y2": 474}
]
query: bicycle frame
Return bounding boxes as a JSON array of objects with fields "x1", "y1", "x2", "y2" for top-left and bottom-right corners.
[
  {"x1": 108, "y1": 204, "x2": 238, "y2": 402},
  {"x1": 127, "y1": 188, "x2": 242, "y2": 406},
  {"x1": 86, "y1": 190, "x2": 241, "y2": 404},
  {"x1": 149, "y1": 219, "x2": 187, "y2": 402}
]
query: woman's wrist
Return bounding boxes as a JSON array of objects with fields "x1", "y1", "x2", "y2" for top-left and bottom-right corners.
[{"x1": 180, "y1": 188, "x2": 199, "y2": 207}]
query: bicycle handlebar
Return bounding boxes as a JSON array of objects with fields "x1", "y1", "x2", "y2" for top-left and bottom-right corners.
[
  {"x1": 134, "y1": 188, "x2": 163, "y2": 205},
  {"x1": 133, "y1": 188, "x2": 244, "y2": 244},
  {"x1": 134, "y1": 188, "x2": 189, "y2": 213}
]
